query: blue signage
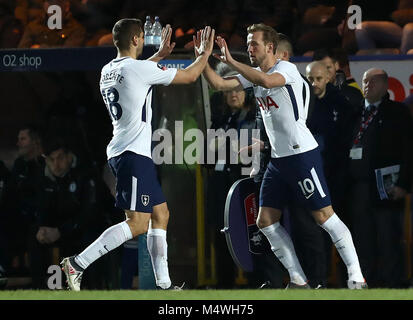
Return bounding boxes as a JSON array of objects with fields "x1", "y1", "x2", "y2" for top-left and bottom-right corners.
[{"x1": 0, "y1": 46, "x2": 193, "y2": 72}]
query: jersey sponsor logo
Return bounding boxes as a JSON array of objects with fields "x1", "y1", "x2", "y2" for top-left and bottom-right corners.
[
  {"x1": 141, "y1": 195, "x2": 150, "y2": 206},
  {"x1": 256, "y1": 96, "x2": 279, "y2": 110}
]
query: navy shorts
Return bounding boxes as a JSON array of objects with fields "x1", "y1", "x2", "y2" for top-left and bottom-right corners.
[
  {"x1": 108, "y1": 151, "x2": 166, "y2": 213},
  {"x1": 260, "y1": 147, "x2": 331, "y2": 211}
]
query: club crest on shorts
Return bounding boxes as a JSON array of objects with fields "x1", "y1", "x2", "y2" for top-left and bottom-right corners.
[
  {"x1": 69, "y1": 182, "x2": 77, "y2": 193},
  {"x1": 141, "y1": 195, "x2": 150, "y2": 206}
]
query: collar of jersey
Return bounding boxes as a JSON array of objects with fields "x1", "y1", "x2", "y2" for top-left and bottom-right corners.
[
  {"x1": 113, "y1": 56, "x2": 131, "y2": 63},
  {"x1": 258, "y1": 59, "x2": 280, "y2": 73}
]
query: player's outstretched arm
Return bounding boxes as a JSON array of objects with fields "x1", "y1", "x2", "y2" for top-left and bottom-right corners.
[
  {"x1": 148, "y1": 24, "x2": 176, "y2": 63},
  {"x1": 171, "y1": 26, "x2": 215, "y2": 84},
  {"x1": 214, "y1": 36, "x2": 286, "y2": 89},
  {"x1": 192, "y1": 31, "x2": 242, "y2": 91}
]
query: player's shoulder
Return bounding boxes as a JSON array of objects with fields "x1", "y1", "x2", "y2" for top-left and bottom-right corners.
[
  {"x1": 102, "y1": 57, "x2": 146, "y2": 70},
  {"x1": 274, "y1": 60, "x2": 301, "y2": 80},
  {"x1": 123, "y1": 59, "x2": 164, "y2": 73},
  {"x1": 275, "y1": 60, "x2": 298, "y2": 71}
]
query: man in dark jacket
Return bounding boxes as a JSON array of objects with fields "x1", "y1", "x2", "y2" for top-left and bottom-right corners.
[
  {"x1": 0, "y1": 160, "x2": 11, "y2": 287},
  {"x1": 8, "y1": 124, "x2": 44, "y2": 277},
  {"x1": 29, "y1": 137, "x2": 105, "y2": 288},
  {"x1": 344, "y1": 68, "x2": 413, "y2": 288},
  {"x1": 312, "y1": 48, "x2": 364, "y2": 116}
]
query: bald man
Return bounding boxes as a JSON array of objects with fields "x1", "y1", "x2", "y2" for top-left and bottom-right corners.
[
  {"x1": 312, "y1": 49, "x2": 364, "y2": 115},
  {"x1": 306, "y1": 61, "x2": 354, "y2": 167},
  {"x1": 344, "y1": 68, "x2": 413, "y2": 288},
  {"x1": 306, "y1": 62, "x2": 329, "y2": 99}
]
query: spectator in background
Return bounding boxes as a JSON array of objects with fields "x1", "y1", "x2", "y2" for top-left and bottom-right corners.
[
  {"x1": 28, "y1": 136, "x2": 107, "y2": 288},
  {"x1": 8, "y1": 124, "x2": 44, "y2": 277},
  {"x1": 404, "y1": 93, "x2": 413, "y2": 116},
  {"x1": 343, "y1": 68, "x2": 413, "y2": 288},
  {"x1": 0, "y1": 160, "x2": 12, "y2": 286},
  {"x1": 313, "y1": 48, "x2": 364, "y2": 115},
  {"x1": 294, "y1": 0, "x2": 349, "y2": 55},
  {"x1": 70, "y1": 0, "x2": 121, "y2": 47},
  {"x1": 14, "y1": 0, "x2": 43, "y2": 27},
  {"x1": 205, "y1": 62, "x2": 256, "y2": 288},
  {"x1": 18, "y1": 0, "x2": 86, "y2": 48},
  {"x1": 0, "y1": 0, "x2": 24, "y2": 48},
  {"x1": 330, "y1": 48, "x2": 362, "y2": 93},
  {"x1": 355, "y1": 0, "x2": 413, "y2": 54}
]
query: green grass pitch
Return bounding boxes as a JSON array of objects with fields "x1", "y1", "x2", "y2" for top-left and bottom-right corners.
[{"x1": 0, "y1": 289, "x2": 413, "y2": 300}]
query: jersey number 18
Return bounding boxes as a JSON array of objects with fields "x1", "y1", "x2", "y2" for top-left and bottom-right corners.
[{"x1": 101, "y1": 87, "x2": 123, "y2": 121}]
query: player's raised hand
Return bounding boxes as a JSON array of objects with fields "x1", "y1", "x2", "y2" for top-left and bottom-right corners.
[
  {"x1": 193, "y1": 26, "x2": 215, "y2": 57},
  {"x1": 213, "y1": 36, "x2": 233, "y2": 65},
  {"x1": 157, "y1": 24, "x2": 176, "y2": 59}
]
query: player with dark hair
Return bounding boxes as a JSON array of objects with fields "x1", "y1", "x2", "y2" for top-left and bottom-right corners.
[
  {"x1": 61, "y1": 18, "x2": 215, "y2": 291},
  {"x1": 197, "y1": 23, "x2": 367, "y2": 289},
  {"x1": 312, "y1": 48, "x2": 364, "y2": 117}
]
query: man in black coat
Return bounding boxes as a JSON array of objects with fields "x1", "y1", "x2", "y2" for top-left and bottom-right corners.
[
  {"x1": 312, "y1": 48, "x2": 364, "y2": 116},
  {"x1": 8, "y1": 125, "x2": 44, "y2": 277},
  {"x1": 344, "y1": 68, "x2": 413, "y2": 288},
  {"x1": 29, "y1": 137, "x2": 107, "y2": 288}
]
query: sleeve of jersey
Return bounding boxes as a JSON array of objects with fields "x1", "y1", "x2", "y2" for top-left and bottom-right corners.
[
  {"x1": 235, "y1": 73, "x2": 253, "y2": 89},
  {"x1": 274, "y1": 62, "x2": 296, "y2": 85},
  {"x1": 134, "y1": 60, "x2": 178, "y2": 86}
]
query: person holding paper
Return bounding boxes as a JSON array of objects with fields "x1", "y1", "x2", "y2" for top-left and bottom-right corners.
[{"x1": 344, "y1": 68, "x2": 413, "y2": 288}]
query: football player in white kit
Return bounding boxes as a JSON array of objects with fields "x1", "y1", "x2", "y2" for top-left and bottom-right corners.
[
  {"x1": 61, "y1": 18, "x2": 215, "y2": 291},
  {"x1": 196, "y1": 23, "x2": 367, "y2": 289}
]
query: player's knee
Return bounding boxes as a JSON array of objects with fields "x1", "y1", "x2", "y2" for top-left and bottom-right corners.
[
  {"x1": 256, "y1": 207, "x2": 281, "y2": 229},
  {"x1": 125, "y1": 212, "x2": 151, "y2": 236},
  {"x1": 256, "y1": 217, "x2": 267, "y2": 229},
  {"x1": 312, "y1": 206, "x2": 334, "y2": 225},
  {"x1": 151, "y1": 204, "x2": 170, "y2": 229},
  {"x1": 129, "y1": 220, "x2": 149, "y2": 237}
]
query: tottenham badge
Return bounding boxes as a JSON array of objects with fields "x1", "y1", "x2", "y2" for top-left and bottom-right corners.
[{"x1": 141, "y1": 195, "x2": 150, "y2": 206}]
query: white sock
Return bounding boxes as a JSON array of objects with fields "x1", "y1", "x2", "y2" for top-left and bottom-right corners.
[
  {"x1": 147, "y1": 228, "x2": 171, "y2": 289},
  {"x1": 320, "y1": 213, "x2": 364, "y2": 282},
  {"x1": 260, "y1": 222, "x2": 307, "y2": 285},
  {"x1": 75, "y1": 221, "x2": 133, "y2": 270}
]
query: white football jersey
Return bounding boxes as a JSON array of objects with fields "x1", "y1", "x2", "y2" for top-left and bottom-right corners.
[
  {"x1": 236, "y1": 60, "x2": 318, "y2": 158},
  {"x1": 100, "y1": 57, "x2": 177, "y2": 160}
]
